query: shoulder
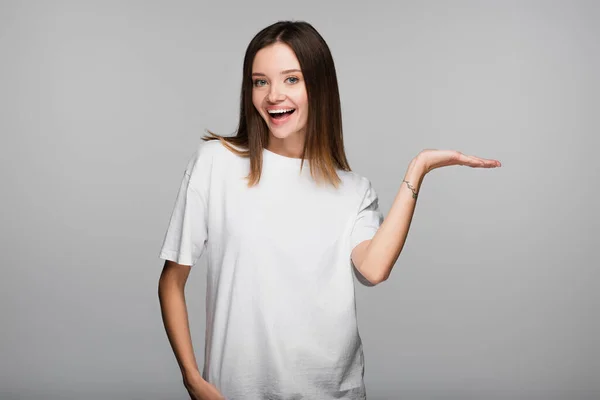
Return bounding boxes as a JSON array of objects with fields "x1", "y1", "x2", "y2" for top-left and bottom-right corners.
[
  {"x1": 180, "y1": 139, "x2": 237, "y2": 196},
  {"x1": 185, "y1": 138, "x2": 240, "y2": 174},
  {"x1": 337, "y1": 169, "x2": 375, "y2": 199},
  {"x1": 191, "y1": 138, "x2": 228, "y2": 162}
]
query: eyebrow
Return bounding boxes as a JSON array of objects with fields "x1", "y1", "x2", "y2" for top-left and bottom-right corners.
[{"x1": 251, "y1": 69, "x2": 302, "y2": 77}]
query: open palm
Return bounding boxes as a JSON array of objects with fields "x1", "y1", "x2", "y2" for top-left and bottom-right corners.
[{"x1": 417, "y1": 149, "x2": 501, "y2": 174}]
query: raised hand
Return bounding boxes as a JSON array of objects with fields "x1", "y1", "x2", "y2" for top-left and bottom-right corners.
[{"x1": 416, "y1": 149, "x2": 501, "y2": 174}]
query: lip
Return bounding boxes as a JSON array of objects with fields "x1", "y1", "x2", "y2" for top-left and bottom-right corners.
[
  {"x1": 266, "y1": 106, "x2": 295, "y2": 111},
  {"x1": 266, "y1": 108, "x2": 296, "y2": 126}
]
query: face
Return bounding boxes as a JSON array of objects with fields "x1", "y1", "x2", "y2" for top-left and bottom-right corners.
[{"x1": 251, "y1": 42, "x2": 308, "y2": 142}]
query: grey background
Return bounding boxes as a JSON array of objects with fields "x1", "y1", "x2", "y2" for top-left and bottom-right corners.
[{"x1": 1, "y1": 0, "x2": 598, "y2": 399}]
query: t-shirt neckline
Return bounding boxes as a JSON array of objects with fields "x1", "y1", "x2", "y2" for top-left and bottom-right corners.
[{"x1": 263, "y1": 147, "x2": 307, "y2": 168}]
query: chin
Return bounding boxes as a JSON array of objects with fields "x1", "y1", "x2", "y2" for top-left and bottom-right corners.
[
  {"x1": 269, "y1": 129, "x2": 294, "y2": 139},
  {"x1": 269, "y1": 126, "x2": 306, "y2": 140}
]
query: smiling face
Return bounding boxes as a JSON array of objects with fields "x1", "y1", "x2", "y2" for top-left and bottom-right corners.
[{"x1": 251, "y1": 42, "x2": 309, "y2": 148}]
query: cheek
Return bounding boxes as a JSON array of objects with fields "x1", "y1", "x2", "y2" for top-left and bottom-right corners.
[
  {"x1": 252, "y1": 93, "x2": 265, "y2": 116},
  {"x1": 298, "y1": 97, "x2": 308, "y2": 118},
  {"x1": 297, "y1": 91, "x2": 308, "y2": 113}
]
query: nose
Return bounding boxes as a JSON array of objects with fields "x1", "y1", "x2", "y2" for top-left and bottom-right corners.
[{"x1": 267, "y1": 83, "x2": 285, "y2": 103}]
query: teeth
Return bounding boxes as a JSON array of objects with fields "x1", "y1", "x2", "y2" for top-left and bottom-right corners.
[{"x1": 267, "y1": 109, "x2": 294, "y2": 114}]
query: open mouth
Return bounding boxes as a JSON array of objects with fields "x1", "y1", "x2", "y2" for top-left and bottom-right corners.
[{"x1": 267, "y1": 109, "x2": 296, "y2": 120}]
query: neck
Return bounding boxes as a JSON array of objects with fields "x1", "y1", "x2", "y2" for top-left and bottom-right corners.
[{"x1": 266, "y1": 133, "x2": 305, "y2": 159}]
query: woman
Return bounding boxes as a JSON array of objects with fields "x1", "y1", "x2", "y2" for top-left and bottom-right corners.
[{"x1": 158, "y1": 20, "x2": 500, "y2": 400}]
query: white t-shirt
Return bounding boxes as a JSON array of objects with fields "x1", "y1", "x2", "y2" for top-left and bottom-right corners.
[{"x1": 159, "y1": 139, "x2": 384, "y2": 400}]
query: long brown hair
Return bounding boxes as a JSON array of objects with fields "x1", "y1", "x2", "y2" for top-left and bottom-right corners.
[{"x1": 203, "y1": 20, "x2": 351, "y2": 188}]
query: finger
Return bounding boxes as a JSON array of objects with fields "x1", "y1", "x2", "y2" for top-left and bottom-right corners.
[
  {"x1": 473, "y1": 157, "x2": 501, "y2": 167},
  {"x1": 460, "y1": 155, "x2": 497, "y2": 168},
  {"x1": 469, "y1": 156, "x2": 501, "y2": 168},
  {"x1": 458, "y1": 153, "x2": 482, "y2": 166}
]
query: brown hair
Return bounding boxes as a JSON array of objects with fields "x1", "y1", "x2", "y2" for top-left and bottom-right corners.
[{"x1": 202, "y1": 20, "x2": 351, "y2": 188}]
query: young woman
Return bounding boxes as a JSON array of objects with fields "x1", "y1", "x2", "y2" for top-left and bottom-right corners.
[{"x1": 157, "y1": 20, "x2": 501, "y2": 400}]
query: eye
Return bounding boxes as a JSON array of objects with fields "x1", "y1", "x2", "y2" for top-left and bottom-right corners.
[
  {"x1": 286, "y1": 76, "x2": 299, "y2": 84},
  {"x1": 253, "y1": 79, "x2": 267, "y2": 87}
]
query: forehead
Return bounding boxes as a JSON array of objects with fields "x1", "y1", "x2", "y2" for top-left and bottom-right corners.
[{"x1": 252, "y1": 42, "x2": 301, "y2": 73}]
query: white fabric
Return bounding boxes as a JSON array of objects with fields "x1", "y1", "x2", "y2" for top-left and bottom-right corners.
[{"x1": 159, "y1": 140, "x2": 384, "y2": 400}]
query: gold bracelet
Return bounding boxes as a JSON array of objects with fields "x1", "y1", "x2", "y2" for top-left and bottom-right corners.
[{"x1": 402, "y1": 180, "x2": 418, "y2": 199}]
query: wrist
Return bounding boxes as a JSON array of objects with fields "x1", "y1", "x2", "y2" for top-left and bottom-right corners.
[
  {"x1": 402, "y1": 158, "x2": 427, "y2": 198},
  {"x1": 182, "y1": 366, "x2": 202, "y2": 381},
  {"x1": 406, "y1": 157, "x2": 427, "y2": 182},
  {"x1": 411, "y1": 154, "x2": 429, "y2": 175}
]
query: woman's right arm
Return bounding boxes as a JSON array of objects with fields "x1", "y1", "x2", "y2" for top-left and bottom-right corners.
[{"x1": 158, "y1": 260, "x2": 225, "y2": 400}]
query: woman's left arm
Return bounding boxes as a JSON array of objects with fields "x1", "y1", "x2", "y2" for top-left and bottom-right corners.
[{"x1": 351, "y1": 150, "x2": 501, "y2": 285}]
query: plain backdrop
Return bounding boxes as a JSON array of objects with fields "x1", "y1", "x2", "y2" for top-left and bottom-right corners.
[{"x1": 1, "y1": 1, "x2": 598, "y2": 399}]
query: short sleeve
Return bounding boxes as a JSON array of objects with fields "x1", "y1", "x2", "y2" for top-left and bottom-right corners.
[
  {"x1": 158, "y1": 145, "x2": 211, "y2": 267},
  {"x1": 350, "y1": 178, "x2": 384, "y2": 250},
  {"x1": 350, "y1": 178, "x2": 384, "y2": 286}
]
